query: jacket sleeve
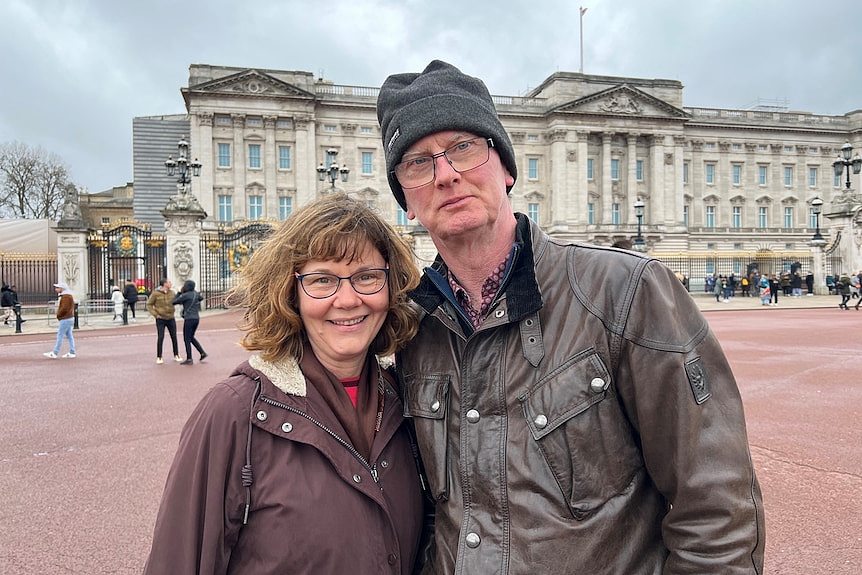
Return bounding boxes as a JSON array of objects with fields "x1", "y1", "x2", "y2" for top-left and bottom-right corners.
[
  {"x1": 146, "y1": 292, "x2": 157, "y2": 315},
  {"x1": 171, "y1": 292, "x2": 186, "y2": 305},
  {"x1": 616, "y1": 259, "x2": 765, "y2": 574},
  {"x1": 144, "y1": 381, "x2": 248, "y2": 575}
]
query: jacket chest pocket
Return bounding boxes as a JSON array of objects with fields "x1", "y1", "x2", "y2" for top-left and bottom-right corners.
[
  {"x1": 519, "y1": 351, "x2": 643, "y2": 520},
  {"x1": 402, "y1": 373, "x2": 450, "y2": 502}
]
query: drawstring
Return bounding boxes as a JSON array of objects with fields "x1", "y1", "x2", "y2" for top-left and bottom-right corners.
[{"x1": 242, "y1": 378, "x2": 261, "y2": 525}]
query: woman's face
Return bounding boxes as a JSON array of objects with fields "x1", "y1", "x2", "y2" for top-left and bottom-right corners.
[{"x1": 296, "y1": 242, "x2": 389, "y2": 379}]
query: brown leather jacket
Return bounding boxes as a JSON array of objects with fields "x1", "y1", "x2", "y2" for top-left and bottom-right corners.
[
  {"x1": 145, "y1": 356, "x2": 425, "y2": 574},
  {"x1": 397, "y1": 215, "x2": 765, "y2": 574}
]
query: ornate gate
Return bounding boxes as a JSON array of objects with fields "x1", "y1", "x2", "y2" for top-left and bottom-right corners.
[
  {"x1": 199, "y1": 222, "x2": 273, "y2": 308},
  {"x1": 88, "y1": 222, "x2": 166, "y2": 300}
]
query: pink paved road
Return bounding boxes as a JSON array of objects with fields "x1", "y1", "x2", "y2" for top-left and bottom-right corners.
[{"x1": 0, "y1": 308, "x2": 860, "y2": 574}]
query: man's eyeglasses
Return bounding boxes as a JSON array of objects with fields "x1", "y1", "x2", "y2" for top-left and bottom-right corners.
[
  {"x1": 295, "y1": 268, "x2": 389, "y2": 299},
  {"x1": 393, "y1": 137, "x2": 494, "y2": 189}
]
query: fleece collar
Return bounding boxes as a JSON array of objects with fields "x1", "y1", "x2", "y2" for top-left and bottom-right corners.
[{"x1": 248, "y1": 354, "x2": 395, "y2": 397}]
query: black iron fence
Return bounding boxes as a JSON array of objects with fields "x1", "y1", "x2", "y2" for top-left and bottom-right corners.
[
  {"x1": 199, "y1": 222, "x2": 274, "y2": 308},
  {"x1": 88, "y1": 223, "x2": 166, "y2": 300},
  {"x1": 1, "y1": 252, "x2": 57, "y2": 304}
]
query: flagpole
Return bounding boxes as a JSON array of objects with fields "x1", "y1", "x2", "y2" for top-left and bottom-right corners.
[{"x1": 579, "y1": 6, "x2": 587, "y2": 74}]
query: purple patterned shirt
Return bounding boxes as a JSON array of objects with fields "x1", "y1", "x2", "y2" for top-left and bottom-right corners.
[{"x1": 447, "y1": 254, "x2": 511, "y2": 330}]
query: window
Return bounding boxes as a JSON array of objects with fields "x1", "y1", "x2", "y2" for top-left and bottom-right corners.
[
  {"x1": 705, "y1": 205, "x2": 715, "y2": 228},
  {"x1": 758, "y1": 165, "x2": 767, "y2": 185},
  {"x1": 732, "y1": 143, "x2": 742, "y2": 151},
  {"x1": 734, "y1": 243, "x2": 743, "y2": 250},
  {"x1": 588, "y1": 202, "x2": 595, "y2": 224},
  {"x1": 248, "y1": 195, "x2": 263, "y2": 220},
  {"x1": 360, "y1": 126, "x2": 373, "y2": 135},
  {"x1": 706, "y1": 260, "x2": 715, "y2": 274},
  {"x1": 101, "y1": 216, "x2": 110, "y2": 225},
  {"x1": 276, "y1": 119, "x2": 293, "y2": 129},
  {"x1": 758, "y1": 206, "x2": 768, "y2": 228},
  {"x1": 218, "y1": 195, "x2": 232, "y2": 222},
  {"x1": 783, "y1": 166, "x2": 793, "y2": 187},
  {"x1": 527, "y1": 134, "x2": 539, "y2": 143},
  {"x1": 528, "y1": 158, "x2": 539, "y2": 180},
  {"x1": 325, "y1": 149, "x2": 338, "y2": 167},
  {"x1": 784, "y1": 145, "x2": 793, "y2": 152},
  {"x1": 361, "y1": 151, "x2": 373, "y2": 175},
  {"x1": 808, "y1": 167, "x2": 818, "y2": 187},
  {"x1": 834, "y1": 171, "x2": 841, "y2": 187},
  {"x1": 612, "y1": 203, "x2": 620, "y2": 225},
  {"x1": 705, "y1": 142, "x2": 716, "y2": 150},
  {"x1": 683, "y1": 205, "x2": 689, "y2": 226},
  {"x1": 784, "y1": 206, "x2": 793, "y2": 228},
  {"x1": 587, "y1": 158, "x2": 594, "y2": 181},
  {"x1": 732, "y1": 163, "x2": 742, "y2": 185},
  {"x1": 732, "y1": 206, "x2": 742, "y2": 228},
  {"x1": 611, "y1": 159, "x2": 620, "y2": 181},
  {"x1": 757, "y1": 144, "x2": 767, "y2": 151},
  {"x1": 705, "y1": 163, "x2": 715, "y2": 185},
  {"x1": 218, "y1": 143, "x2": 231, "y2": 168},
  {"x1": 215, "y1": 115, "x2": 232, "y2": 126},
  {"x1": 528, "y1": 202, "x2": 539, "y2": 222},
  {"x1": 248, "y1": 144, "x2": 261, "y2": 169},
  {"x1": 683, "y1": 162, "x2": 689, "y2": 184},
  {"x1": 636, "y1": 159, "x2": 644, "y2": 182},
  {"x1": 278, "y1": 146, "x2": 292, "y2": 170},
  {"x1": 809, "y1": 207, "x2": 817, "y2": 229},
  {"x1": 396, "y1": 207, "x2": 408, "y2": 226},
  {"x1": 278, "y1": 196, "x2": 292, "y2": 221},
  {"x1": 324, "y1": 125, "x2": 337, "y2": 132},
  {"x1": 246, "y1": 117, "x2": 263, "y2": 128}
]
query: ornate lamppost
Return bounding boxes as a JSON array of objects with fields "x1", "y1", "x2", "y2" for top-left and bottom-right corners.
[
  {"x1": 633, "y1": 198, "x2": 646, "y2": 251},
  {"x1": 810, "y1": 197, "x2": 825, "y2": 246},
  {"x1": 164, "y1": 136, "x2": 202, "y2": 197},
  {"x1": 316, "y1": 148, "x2": 350, "y2": 190},
  {"x1": 832, "y1": 141, "x2": 862, "y2": 191}
]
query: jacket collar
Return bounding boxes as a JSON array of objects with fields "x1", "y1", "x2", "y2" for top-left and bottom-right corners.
[{"x1": 246, "y1": 353, "x2": 395, "y2": 398}]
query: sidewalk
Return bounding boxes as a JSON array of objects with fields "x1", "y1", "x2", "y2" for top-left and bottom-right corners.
[
  {"x1": 692, "y1": 292, "x2": 843, "y2": 312},
  {"x1": 0, "y1": 308, "x2": 231, "y2": 337}
]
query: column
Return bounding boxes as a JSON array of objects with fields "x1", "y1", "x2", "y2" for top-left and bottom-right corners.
[
  {"x1": 672, "y1": 135, "x2": 686, "y2": 227},
  {"x1": 719, "y1": 141, "x2": 731, "y2": 225},
  {"x1": 162, "y1": 209, "x2": 207, "y2": 289},
  {"x1": 576, "y1": 131, "x2": 590, "y2": 226},
  {"x1": 294, "y1": 115, "x2": 315, "y2": 206},
  {"x1": 232, "y1": 114, "x2": 246, "y2": 220},
  {"x1": 649, "y1": 135, "x2": 665, "y2": 226},
  {"x1": 626, "y1": 133, "x2": 638, "y2": 224},
  {"x1": 196, "y1": 113, "x2": 214, "y2": 218},
  {"x1": 264, "y1": 115, "x2": 278, "y2": 218},
  {"x1": 549, "y1": 128, "x2": 568, "y2": 226},
  {"x1": 601, "y1": 133, "x2": 613, "y2": 225},
  {"x1": 691, "y1": 140, "x2": 704, "y2": 226},
  {"x1": 55, "y1": 227, "x2": 89, "y2": 302}
]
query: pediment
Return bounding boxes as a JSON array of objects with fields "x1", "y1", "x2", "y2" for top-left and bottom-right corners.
[
  {"x1": 553, "y1": 84, "x2": 687, "y2": 119},
  {"x1": 190, "y1": 70, "x2": 315, "y2": 99}
]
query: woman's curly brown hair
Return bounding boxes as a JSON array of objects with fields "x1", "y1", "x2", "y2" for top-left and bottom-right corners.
[{"x1": 227, "y1": 193, "x2": 420, "y2": 362}]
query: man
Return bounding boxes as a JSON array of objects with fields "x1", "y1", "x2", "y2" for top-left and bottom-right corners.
[
  {"x1": 43, "y1": 281, "x2": 75, "y2": 358},
  {"x1": 146, "y1": 278, "x2": 180, "y2": 364},
  {"x1": 377, "y1": 60, "x2": 764, "y2": 574},
  {"x1": 1, "y1": 282, "x2": 16, "y2": 325}
]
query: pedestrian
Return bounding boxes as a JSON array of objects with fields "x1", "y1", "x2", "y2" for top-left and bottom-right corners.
[
  {"x1": 740, "y1": 275, "x2": 750, "y2": 297},
  {"x1": 146, "y1": 278, "x2": 180, "y2": 364},
  {"x1": 110, "y1": 285, "x2": 124, "y2": 321},
  {"x1": 172, "y1": 279, "x2": 207, "y2": 365},
  {"x1": 1, "y1": 282, "x2": 17, "y2": 325},
  {"x1": 144, "y1": 194, "x2": 426, "y2": 574},
  {"x1": 805, "y1": 271, "x2": 815, "y2": 295},
  {"x1": 713, "y1": 273, "x2": 724, "y2": 302},
  {"x1": 376, "y1": 60, "x2": 764, "y2": 573},
  {"x1": 123, "y1": 278, "x2": 139, "y2": 320},
  {"x1": 791, "y1": 272, "x2": 803, "y2": 297},
  {"x1": 838, "y1": 273, "x2": 851, "y2": 310},
  {"x1": 44, "y1": 281, "x2": 76, "y2": 359},
  {"x1": 769, "y1": 273, "x2": 780, "y2": 305},
  {"x1": 759, "y1": 275, "x2": 771, "y2": 306}
]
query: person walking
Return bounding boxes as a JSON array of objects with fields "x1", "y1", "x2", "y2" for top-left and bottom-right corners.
[
  {"x1": 769, "y1": 273, "x2": 780, "y2": 306},
  {"x1": 759, "y1": 275, "x2": 772, "y2": 306},
  {"x1": 2, "y1": 282, "x2": 18, "y2": 325},
  {"x1": 172, "y1": 280, "x2": 207, "y2": 365},
  {"x1": 838, "y1": 273, "x2": 852, "y2": 310},
  {"x1": 44, "y1": 281, "x2": 76, "y2": 359},
  {"x1": 805, "y1": 271, "x2": 815, "y2": 295},
  {"x1": 146, "y1": 278, "x2": 180, "y2": 364},
  {"x1": 376, "y1": 60, "x2": 763, "y2": 574},
  {"x1": 110, "y1": 286, "x2": 124, "y2": 321},
  {"x1": 123, "y1": 279, "x2": 139, "y2": 321}
]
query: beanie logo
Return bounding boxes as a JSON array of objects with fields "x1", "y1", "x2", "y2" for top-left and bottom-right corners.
[{"x1": 387, "y1": 128, "x2": 400, "y2": 153}]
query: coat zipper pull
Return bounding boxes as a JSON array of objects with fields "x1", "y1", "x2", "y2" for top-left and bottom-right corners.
[{"x1": 370, "y1": 464, "x2": 379, "y2": 483}]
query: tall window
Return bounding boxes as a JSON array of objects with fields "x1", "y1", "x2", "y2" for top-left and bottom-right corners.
[
  {"x1": 248, "y1": 195, "x2": 263, "y2": 220},
  {"x1": 758, "y1": 206, "x2": 768, "y2": 228},
  {"x1": 683, "y1": 204, "x2": 689, "y2": 227},
  {"x1": 683, "y1": 161, "x2": 690, "y2": 184},
  {"x1": 278, "y1": 146, "x2": 292, "y2": 170},
  {"x1": 396, "y1": 207, "x2": 408, "y2": 226},
  {"x1": 834, "y1": 171, "x2": 841, "y2": 187},
  {"x1": 611, "y1": 159, "x2": 620, "y2": 181},
  {"x1": 705, "y1": 163, "x2": 715, "y2": 185},
  {"x1": 611, "y1": 202, "x2": 620, "y2": 225},
  {"x1": 528, "y1": 158, "x2": 539, "y2": 180},
  {"x1": 278, "y1": 196, "x2": 292, "y2": 221},
  {"x1": 784, "y1": 206, "x2": 794, "y2": 228},
  {"x1": 809, "y1": 207, "x2": 817, "y2": 229},
  {"x1": 218, "y1": 143, "x2": 231, "y2": 168},
  {"x1": 361, "y1": 151, "x2": 373, "y2": 175},
  {"x1": 732, "y1": 206, "x2": 742, "y2": 228},
  {"x1": 587, "y1": 202, "x2": 595, "y2": 224},
  {"x1": 758, "y1": 165, "x2": 767, "y2": 185},
  {"x1": 248, "y1": 144, "x2": 261, "y2": 169},
  {"x1": 636, "y1": 159, "x2": 644, "y2": 182},
  {"x1": 218, "y1": 195, "x2": 232, "y2": 222},
  {"x1": 705, "y1": 205, "x2": 715, "y2": 228},
  {"x1": 528, "y1": 203, "x2": 539, "y2": 222},
  {"x1": 783, "y1": 166, "x2": 793, "y2": 187},
  {"x1": 808, "y1": 167, "x2": 818, "y2": 187},
  {"x1": 325, "y1": 149, "x2": 338, "y2": 167},
  {"x1": 587, "y1": 158, "x2": 594, "y2": 181},
  {"x1": 732, "y1": 163, "x2": 742, "y2": 185}
]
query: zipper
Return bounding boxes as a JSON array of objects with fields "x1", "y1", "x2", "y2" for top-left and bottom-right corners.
[{"x1": 259, "y1": 394, "x2": 380, "y2": 484}]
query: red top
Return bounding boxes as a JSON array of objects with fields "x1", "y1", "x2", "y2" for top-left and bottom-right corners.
[{"x1": 341, "y1": 376, "x2": 360, "y2": 408}]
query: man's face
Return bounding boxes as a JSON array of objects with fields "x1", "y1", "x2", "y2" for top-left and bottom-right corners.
[
  {"x1": 400, "y1": 130, "x2": 514, "y2": 243},
  {"x1": 163, "y1": 280, "x2": 172, "y2": 291}
]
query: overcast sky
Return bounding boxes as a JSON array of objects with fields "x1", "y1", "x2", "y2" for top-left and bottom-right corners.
[{"x1": 1, "y1": 0, "x2": 859, "y2": 194}]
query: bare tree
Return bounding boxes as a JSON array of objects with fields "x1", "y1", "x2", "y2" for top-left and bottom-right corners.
[{"x1": 0, "y1": 141, "x2": 74, "y2": 219}]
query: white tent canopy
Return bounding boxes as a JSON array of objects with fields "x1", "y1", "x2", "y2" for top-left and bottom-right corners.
[{"x1": 0, "y1": 219, "x2": 58, "y2": 254}]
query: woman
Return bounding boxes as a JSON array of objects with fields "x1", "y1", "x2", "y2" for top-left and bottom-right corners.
[
  {"x1": 43, "y1": 281, "x2": 75, "y2": 358},
  {"x1": 145, "y1": 194, "x2": 426, "y2": 574},
  {"x1": 172, "y1": 279, "x2": 207, "y2": 365},
  {"x1": 110, "y1": 285, "x2": 124, "y2": 321}
]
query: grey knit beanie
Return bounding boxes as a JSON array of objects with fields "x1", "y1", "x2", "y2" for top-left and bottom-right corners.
[{"x1": 376, "y1": 60, "x2": 517, "y2": 210}]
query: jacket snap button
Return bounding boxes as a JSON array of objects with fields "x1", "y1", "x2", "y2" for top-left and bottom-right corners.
[
  {"x1": 494, "y1": 309, "x2": 505, "y2": 318},
  {"x1": 256, "y1": 410, "x2": 268, "y2": 421},
  {"x1": 387, "y1": 553, "x2": 397, "y2": 565},
  {"x1": 525, "y1": 318, "x2": 533, "y2": 326},
  {"x1": 281, "y1": 422, "x2": 293, "y2": 433},
  {"x1": 465, "y1": 532, "x2": 481, "y2": 548},
  {"x1": 430, "y1": 400, "x2": 441, "y2": 412},
  {"x1": 590, "y1": 377, "x2": 607, "y2": 393},
  {"x1": 380, "y1": 459, "x2": 389, "y2": 468},
  {"x1": 534, "y1": 414, "x2": 548, "y2": 429},
  {"x1": 352, "y1": 474, "x2": 362, "y2": 483},
  {"x1": 466, "y1": 409, "x2": 480, "y2": 423}
]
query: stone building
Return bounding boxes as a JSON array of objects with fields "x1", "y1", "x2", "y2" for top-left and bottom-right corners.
[
  {"x1": 137, "y1": 64, "x2": 862, "y2": 266},
  {"x1": 78, "y1": 183, "x2": 135, "y2": 228}
]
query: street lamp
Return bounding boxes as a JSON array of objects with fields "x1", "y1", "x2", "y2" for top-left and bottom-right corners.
[
  {"x1": 317, "y1": 148, "x2": 350, "y2": 190},
  {"x1": 633, "y1": 198, "x2": 646, "y2": 251},
  {"x1": 164, "y1": 136, "x2": 202, "y2": 191},
  {"x1": 832, "y1": 141, "x2": 862, "y2": 190},
  {"x1": 810, "y1": 196, "x2": 825, "y2": 246}
]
